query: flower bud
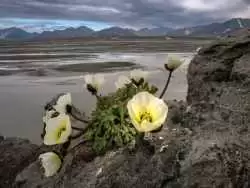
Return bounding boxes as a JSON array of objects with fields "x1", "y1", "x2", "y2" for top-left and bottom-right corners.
[
  {"x1": 164, "y1": 55, "x2": 184, "y2": 71},
  {"x1": 84, "y1": 74, "x2": 105, "y2": 93},
  {"x1": 86, "y1": 83, "x2": 98, "y2": 95},
  {"x1": 39, "y1": 152, "x2": 62, "y2": 177}
]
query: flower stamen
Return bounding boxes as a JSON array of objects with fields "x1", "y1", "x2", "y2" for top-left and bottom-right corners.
[
  {"x1": 57, "y1": 127, "x2": 66, "y2": 139},
  {"x1": 139, "y1": 112, "x2": 153, "y2": 123}
]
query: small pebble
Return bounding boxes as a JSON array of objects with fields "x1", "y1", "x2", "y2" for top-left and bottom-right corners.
[
  {"x1": 186, "y1": 105, "x2": 192, "y2": 113},
  {"x1": 184, "y1": 128, "x2": 192, "y2": 135},
  {"x1": 158, "y1": 136, "x2": 164, "y2": 140},
  {"x1": 210, "y1": 142, "x2": 218, "y2": 148},
  {"x1": 96, "y1": 167, "x2": 103, "y2": 176},
  {"x1": 160, "y1": 145, "x2": 168, "y2": 153}
]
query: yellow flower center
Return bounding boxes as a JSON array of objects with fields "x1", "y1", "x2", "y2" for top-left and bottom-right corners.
[
  {"x1": 57, "y1": 127, "x2": 66, "y2": 139},
  {"x1": 56, "y1": 118, "x2": 68, "y2": 140},
  {"x1": 139, "y1": 111, "x2": 152, "y2": 123}
]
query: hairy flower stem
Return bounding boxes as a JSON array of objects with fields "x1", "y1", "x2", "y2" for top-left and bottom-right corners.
[
  {"x1": 61, "y1": 139, "x2": 88, "y2": 157},
  {"x1": 67, "y1": 105, "x2": 89, "y2": 124},
  {"x1": 95, "y1": 94, "x2": 102, "y2": 100},
  {"x1": 61, "y1": 140, "x2": 71, "y2": 157},
  {"x1": 70, "y1": 125, "x2": 90, "y2": 140},
  {"x1": 67, "y1": 140, "x2": 88, "y2": 154},
  {"x1": 134, "y1": 132, "x2": 155, "y2": 154},
  {"x1": 70, "y1": 112, "x2": 89, "y2": 124},
  {"x1": 70, "y1": 131, "x2": 85, "y2": 140},
  {"x1": 135, "y1": 132, "x2": 145, "y2": 149},
  {"x1": 159, "y1": 70, "x2": 173, "y2": 99},
  {"x1": 72, "y1": 126, "x2": 86, "y2": 131}
]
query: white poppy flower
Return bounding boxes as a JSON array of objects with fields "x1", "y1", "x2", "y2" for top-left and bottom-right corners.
[
  {"x1": 43, "y1": 114, "x2": 72, "y2": 145},
  {"x1": 115, "y1": 75, "x2": 131, "y2": 89},
  {"x1": 84, "y1": 74, "x2": 105, "y2": 90},
  {"x1": 39, "y1": 152, "x2": 62, "y2": 177},
  {"x1": 165, "y1": 55, "x2": 184, "y2": 71},
  {"x1": 129, "y1": 69, "x2": 149, "y2": 81},
  {"x1": 127, "y1": 91, "x2": 168, "y2": 132},
  {"x1": 53, "y1": 93, "x2": 72, "y2": 114}
]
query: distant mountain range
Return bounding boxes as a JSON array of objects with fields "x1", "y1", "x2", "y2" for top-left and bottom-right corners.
[
  {"x1": 169, "y1": 18, "x2": 250, "y2": 37},
  {"x1": 36, "y1": 26, "x2": 94, "y2": 39},
  {"x1": 0, "y1": 27, "x2": 34, "y2": 40},
  {"x1": 0, "y1": 18, "x2": 249, "y2": 40}
]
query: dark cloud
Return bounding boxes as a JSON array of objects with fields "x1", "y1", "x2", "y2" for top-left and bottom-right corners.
[{"x1": 0, "y1": 0, "x2": 249, "y2": 28}]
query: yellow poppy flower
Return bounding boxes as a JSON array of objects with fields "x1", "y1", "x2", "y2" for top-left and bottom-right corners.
[
  {"x1": 127, "y1": 91, "x2": 168, "y2": 132},
  {"x1": 39, "y1": 152, "x2": 62, "y2": 177},
  {"x1": 43, "y1": 114, "x2": 72, "y2": 145}
]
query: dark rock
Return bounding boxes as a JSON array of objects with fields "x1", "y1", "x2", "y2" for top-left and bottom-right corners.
[
  {"x1": 183, "y1": 33, "x2": 250, "y2": 187},
  {"x1": 0, "y1": 134, "x2": 3, "y2": 141},
  {"x1": 0, "y1": 137, "x2": 39, "y2": 188}
]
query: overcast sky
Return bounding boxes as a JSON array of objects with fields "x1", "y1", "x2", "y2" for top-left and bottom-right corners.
[{"x1": 0, "y1": 0, "x2": 249, "y2": 32}]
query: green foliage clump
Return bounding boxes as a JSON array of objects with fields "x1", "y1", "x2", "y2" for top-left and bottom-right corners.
[{"x1": 84, "y1": 79, "x2": 158, "y2": 154}]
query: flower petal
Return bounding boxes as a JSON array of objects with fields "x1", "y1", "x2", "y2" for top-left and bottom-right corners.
[
  {"x1": 115, "y1": 75, "x2": 131, "y2": 89},
  {"x1": 127, "y1": 100, "x2": 142, "y2": 131},
  {"x1": 130, "y1": 69, "x2": 149, "y2": 81},
  {"x1": 39, "y1": 152, "x2": 62, "y2": 177},
  {"x1": 53, "y1": 93, "x2": 72, "y2": 114},
  {"x1": 140, "y1": 120, "x2": 160, "y2": 132},
  {"x1": 42, "y1": 109, "x2": 58, "y2": 124},
  {"x1": 131, "y1": 91, "x2": 152, "y2": 107},
  {"x1": 84, "y1": 74, "x2": 93, "y2": 85},
  {"x1": 148, "y1": 98, "x2": 168, "y2": 121},
  {"x1": 95, "y1": 74, "x2": 105, "y2": 87},
  {"x1": 84, "y1": 74, "x2": 105, "y2": 89},
  {"x1": 165, "y1": 55, "x2": 184, "y2": 71},
  {"x1": 44, "y1": 114, "x2": 72, "y2": 145}
]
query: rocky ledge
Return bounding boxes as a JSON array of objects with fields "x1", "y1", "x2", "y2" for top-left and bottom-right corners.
[{"x1": 1, "y1": 33, "x2": 249, "y2": 188}]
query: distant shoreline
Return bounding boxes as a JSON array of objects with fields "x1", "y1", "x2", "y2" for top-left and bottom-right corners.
[{"x1": 0, "y1": 61, "x2": 141, "y2": 76}]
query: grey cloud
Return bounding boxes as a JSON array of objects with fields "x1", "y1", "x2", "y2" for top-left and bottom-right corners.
[{"x1": 0, "y1": 0, "x2": 249, "y2": 28}]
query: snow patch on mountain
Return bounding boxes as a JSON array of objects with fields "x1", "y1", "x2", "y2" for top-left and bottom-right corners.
[{"x1": 237, "y1": 19, "x2": 244, "y2": 28}]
